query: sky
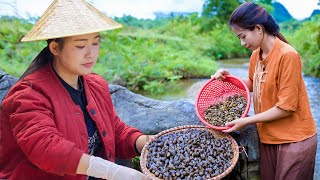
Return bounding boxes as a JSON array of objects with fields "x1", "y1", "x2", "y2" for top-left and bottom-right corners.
[{"x1": 1, "y1": 0, "x2": 319, "y2": 21}]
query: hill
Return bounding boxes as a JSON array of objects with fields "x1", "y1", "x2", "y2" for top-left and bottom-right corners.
[
  {"x1": 272, "y1": 2, "x2": 293, "y2": 23},
  {"x1": 308, "y1": 9, "x2": 320, "y2": 20}
]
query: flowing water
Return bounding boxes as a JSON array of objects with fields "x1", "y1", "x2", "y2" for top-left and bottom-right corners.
[{"x1": 139, "y1": 58, "x2": 320, "y2": 179}]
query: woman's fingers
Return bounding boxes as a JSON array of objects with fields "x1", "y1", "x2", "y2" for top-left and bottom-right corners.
[
  {"x1": 222, "y1": 127, "x2": 235, "y2": 133},
  {"x1": 211, "y1": 68, "x2": 230, "y2": 80},
  {"x1": 223, "y1": 118, "x2": 248, "y2": 133},
  {"x1": 218, "y1": 68, "x2": 230, "y2": 74},
  {"x1": 224, "y1": 121, "x2": 233, "y2": 127},
  {"x1": 149, "y1": 135, "x2": 156, "y2": 141}
]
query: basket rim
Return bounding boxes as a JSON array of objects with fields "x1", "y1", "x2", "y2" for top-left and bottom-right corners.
[
  {"x1": 140, "y1": 125, "x2": 240, "y2": 180},
  {"x1": 195, "y1": 74, "x2": 251, "y2": 130}
]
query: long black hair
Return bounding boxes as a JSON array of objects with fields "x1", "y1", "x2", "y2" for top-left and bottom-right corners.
[
  {"x1": 228, "y1": 2, "x2": 288, "y2": 43},
  {"x1": 0, "y1": 39, "x2": 64, "y2": 105},
  {"x1": 20, "y1": 38, "x2": 64, "y2": 80}
]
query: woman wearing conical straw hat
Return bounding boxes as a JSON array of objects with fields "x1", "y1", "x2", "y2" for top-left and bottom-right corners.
[{"x1": 0, "y1": 0, "x2": 151, "y2": 179}]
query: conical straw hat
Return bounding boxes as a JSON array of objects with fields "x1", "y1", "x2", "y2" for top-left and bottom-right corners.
[{"x1": 21, "y1": 0, "x2": 122, "y2": 42}]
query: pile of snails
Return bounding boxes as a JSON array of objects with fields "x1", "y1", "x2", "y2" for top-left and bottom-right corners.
[
  {"x1": 204, "y1": 94, "x2": 247, "y2": 126},
  {"x1": 146, "y1": 129, "x2": 234, "y2": 179}
]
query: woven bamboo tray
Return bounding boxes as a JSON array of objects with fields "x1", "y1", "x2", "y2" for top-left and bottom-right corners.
[{"x1": 140, "y1": 125, "x2": 239, "y2": 180}]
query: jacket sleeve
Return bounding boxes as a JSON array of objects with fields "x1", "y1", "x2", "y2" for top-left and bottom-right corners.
[
  {"x1": 113, "y1": 112, "x2": 143, "y2": 158},
  {"x1": 7, "y1": 87, "x2": 84, "y2": 176}
]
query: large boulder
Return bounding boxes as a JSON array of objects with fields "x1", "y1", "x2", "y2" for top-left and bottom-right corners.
[
  {"x1": 0, "y1": 71, "x2": 259, "y2": 180},
  {"x1": 0, "y1": 70, "x2": 18, "y2": 101},
  {"x1": 109, "y1": 84, "x2": 204, "y2": 134}
]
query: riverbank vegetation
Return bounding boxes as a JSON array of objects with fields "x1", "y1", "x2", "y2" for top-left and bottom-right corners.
[{"x1": 1, "y1": 0, "x2": 319, "y2": 95}]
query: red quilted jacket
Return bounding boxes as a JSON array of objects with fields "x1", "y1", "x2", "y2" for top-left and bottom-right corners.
[{"x1": 0, "y1": 64, "x2": 142, "y2": 179}]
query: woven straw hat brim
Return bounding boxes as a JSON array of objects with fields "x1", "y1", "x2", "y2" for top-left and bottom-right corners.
[{"x1": 21, "y1": 0, "x2": 123, "y2": 42}]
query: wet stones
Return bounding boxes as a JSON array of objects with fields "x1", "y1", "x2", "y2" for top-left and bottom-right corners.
[
  {"x1": 145, "y1": 129, "x2": 234, "y2": 179},
  {"x1": 204, "y1": 94, "x2": 247, "y2": 126}
]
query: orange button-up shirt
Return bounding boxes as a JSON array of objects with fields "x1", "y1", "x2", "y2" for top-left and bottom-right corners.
[{"x1": 248, "y1": 37, "x2": 317, "y2": 144}]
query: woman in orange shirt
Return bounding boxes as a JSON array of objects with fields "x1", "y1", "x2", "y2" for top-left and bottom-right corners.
[{"x1": 212, "y1": 2, "x2": 317, "y2": 180}]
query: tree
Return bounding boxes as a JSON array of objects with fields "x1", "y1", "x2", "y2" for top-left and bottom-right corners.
[
  {"x1": 259, "y1": 0, "x2": 272, "y2": 5},
  {"x1": 202, "y1": 0, "x2": 241, "y2": 23},
  {"x1": 200, "y1": 0, "x2": 276, "y2": 32}
]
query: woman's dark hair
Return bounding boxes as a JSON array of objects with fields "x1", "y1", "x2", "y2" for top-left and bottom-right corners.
[
  {"x1": 20, "y1": 38, "x2": 64, "y2": 80},
  {"x1": 0, "y1": 38, "x2": 64, "y2": 105},
  {"x1": 228, "y1": 2, "x2": 288, "y2": 44}
]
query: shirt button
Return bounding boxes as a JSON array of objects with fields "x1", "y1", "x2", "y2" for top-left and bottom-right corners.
[
  {"x1": 102, "y1": 130, "x2": 107, "y2": 137},
  {"x1": 90, "y1": 109, "x2": 96, "y2": 115}
]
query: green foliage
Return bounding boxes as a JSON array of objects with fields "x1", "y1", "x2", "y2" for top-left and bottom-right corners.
[
  {"x1": 201, "y1": 24, "x2": 250, "y2": 59},
  {"x1": 132, "y1": 156, "x2": 141, "y2": 172},
  {"x1": 0, "y1": 17, "x2": 45, "y2": 76},
  {"x1": 96, "y1": 16, "x2": 220, "y2": 94},
  {"x1": 287, "y1": 15, "x2": 320, "y2": 77},
  {"x1": 1, "y1": 2, "x2": 320, "y2": 96},
  {"x1": 279, "y1": 19, "x2": 302, "y2": 33},
  {"x1": 200, "y1": 0, "x2": 284, "y2": 32},
  {"x1": 0, "y1": 16, "x2": 220, "y2": 95},
  {"x1": 114, "y1": 15, "x2": 169, "y2": 29},
  {"x1": 259, "y1": 0, "x2": 272, "y2": 5},
  {"x1": 202, "y1": 0, "x2": 241, "y2": 29},
  {"x1": 202, "y1": 0, "x2": 241, "y2": 20}
]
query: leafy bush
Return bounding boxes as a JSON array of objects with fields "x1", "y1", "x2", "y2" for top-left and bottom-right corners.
[
  {"x1": 0, "y1": 17, "x2": 45, "y2": 76},
  {"x1": 285, "y1": 15, "x2": 320, "y2": 77}
]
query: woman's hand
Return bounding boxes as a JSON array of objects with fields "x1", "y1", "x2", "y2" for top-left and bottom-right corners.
[
  {"x1": 221, "y1": 106, "x2": 294, "y2": 133},
  {"x1": 135, "y1": 135, "x2": 156, "y2": 153},
  {"x1": 211, "y1": 68, "x2": 230, "y2": 80},
  {"x1": 222, "y1": 117, "x2": 248, "y2": 133},
  {"x1": 149, "y1": 135, "x2": 156, "y2": 141}
]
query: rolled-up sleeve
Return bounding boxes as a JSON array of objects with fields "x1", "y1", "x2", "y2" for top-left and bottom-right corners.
[{"x1": 275, "y1": 52, "x2": 301, "y2": 112}]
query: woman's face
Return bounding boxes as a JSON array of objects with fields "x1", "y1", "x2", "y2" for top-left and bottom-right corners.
[
  {"x1": 231, "y1": 25, "x2": 263, "y2": 51},
  {"x1": 51, "y1": 32, "x2": 100, "y2": 80}
]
